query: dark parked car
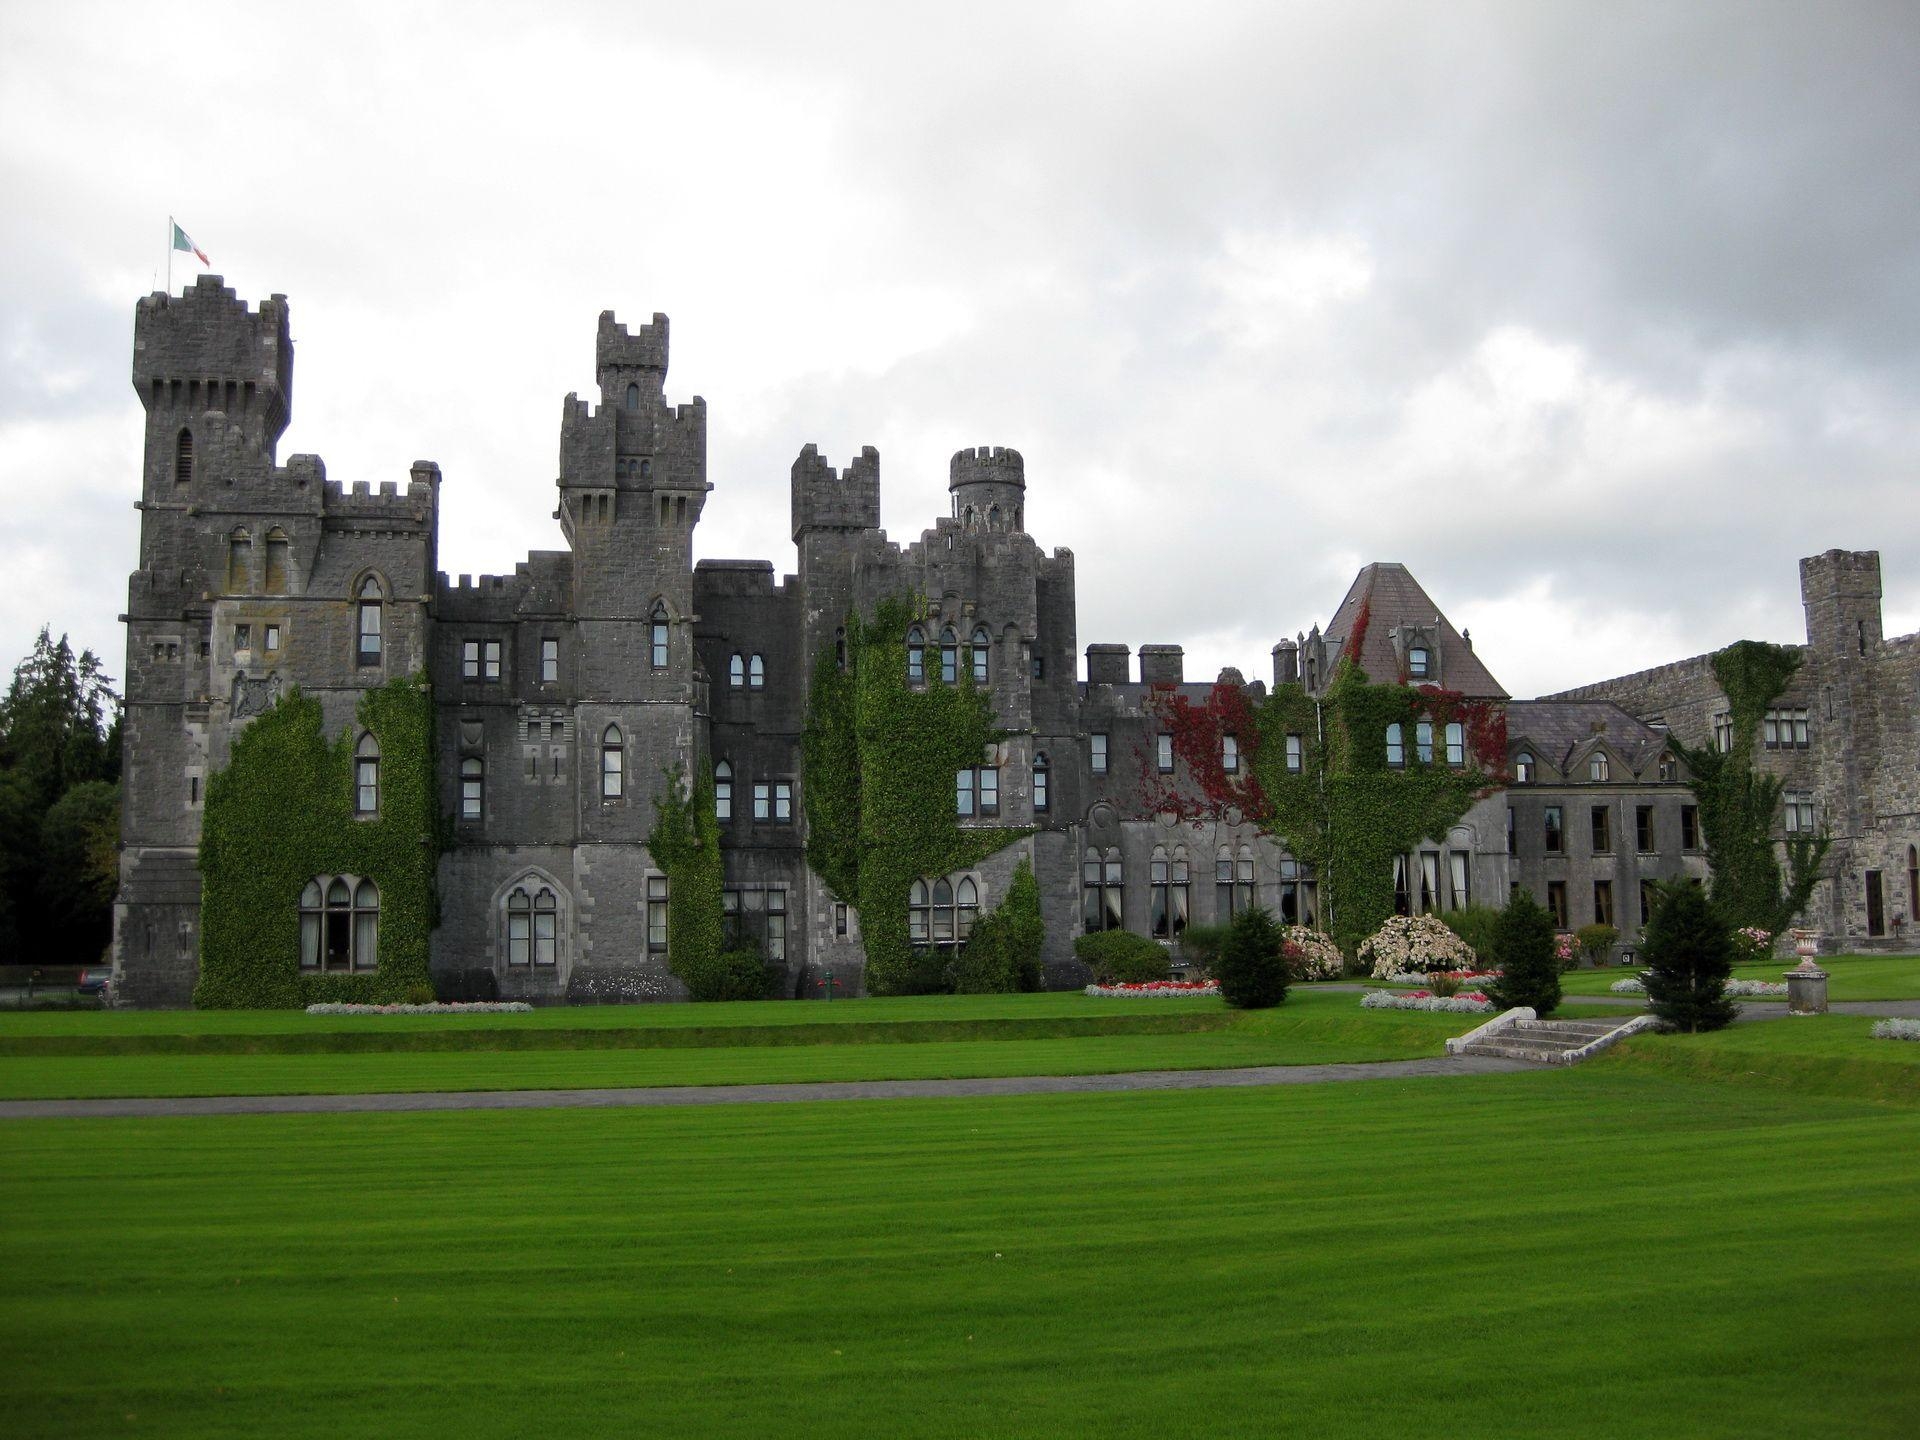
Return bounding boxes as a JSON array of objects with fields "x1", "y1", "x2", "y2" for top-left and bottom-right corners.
[{"x1": 76, "y1": 967, "x2": 114, "y2": 997}]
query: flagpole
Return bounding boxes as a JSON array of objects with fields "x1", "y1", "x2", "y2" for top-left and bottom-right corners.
[{"x1": 166, "y1": 215, "x2": 173, "y2": 294}]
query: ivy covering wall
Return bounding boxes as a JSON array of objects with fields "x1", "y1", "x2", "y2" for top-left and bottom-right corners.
[
  {"x1": 1671, "y1": 640, "x2": 1829, "y2": 933},
  {"x1": 195, "y1": 678, "x2": 437, "y2": 1007},
  {"x1": 645, "y1": 764, "x2": 726, "y2": 994},
  {"x1": 1147, "y1": 659, "x2": 1504, "y2": 955},
  {"x1": 802, "y1": 595, "x2": 1028, "y2": 994}
]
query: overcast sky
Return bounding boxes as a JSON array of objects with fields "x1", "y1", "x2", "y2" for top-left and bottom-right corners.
[{"x1": 4, "y1": 1, "x2": 1917, "y2": 700}]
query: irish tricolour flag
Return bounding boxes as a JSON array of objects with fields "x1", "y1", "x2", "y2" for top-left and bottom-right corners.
[{"x1": 172, "y1": 220, "x2": 208, "y2": 266}]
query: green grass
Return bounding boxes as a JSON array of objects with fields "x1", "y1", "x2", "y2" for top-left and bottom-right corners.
[
  {"x1": 1560, "y1": 952, "x2": 1920, "y2": 1001},
  {"x1": 1600, "y1": 1012, "x2": 1920, "y2": 1104},
  {"x1": 0, "y1": 992, "x2": 1470, "y2": 1099},
  {"x1": 3, "y1": 1066, "x2": 1916, "y2": 1438}
]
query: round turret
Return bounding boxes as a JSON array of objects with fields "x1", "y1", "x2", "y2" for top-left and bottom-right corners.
[{"x1": 949, "y1": 445, "x2": 1025, "y2": 533}]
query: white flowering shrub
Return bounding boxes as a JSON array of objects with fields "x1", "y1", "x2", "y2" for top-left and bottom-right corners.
[
  {"x1": 1282, "y1": 928, "x2": 1345, "y2": 981},
  {"x1": 304, "y1": 1001, "x2": 535, "y2": 1015},
  {"x1": 1610, "y1": 976, "x2": 1646, "y2": 994},
  {"x1": 1360, "y1": 988, "x2": 1495, "y2": 1014},
  {"x1": 1871, "y1": 1019, "x2": 1920, "y2": 1042},
  {"x1": 1360, "y1": 915, "x2": 1478, "y2": 979},
  {"x1": 1724, "y1": 980, "x2": 1788, "y2": 997}
]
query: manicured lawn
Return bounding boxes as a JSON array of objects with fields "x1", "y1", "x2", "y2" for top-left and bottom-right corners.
[
  {"x1": 3, "y1": 1065, "x2": 1916, "y2": 1438},
  {"x1": 0, "y1": 992, "x2": 1469, "y2": 1099},
  {"x1": 1600, "y1": 1012, "x2": 1920, "y2": 1104},
  {"x1": 1561, "y1": 952, "x2": 1920, "y2": 1000}
]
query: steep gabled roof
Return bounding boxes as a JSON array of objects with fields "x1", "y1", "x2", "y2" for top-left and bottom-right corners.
[
  {"x1": 1504, "y1": 700, "x2": 1673, "y2": 775},
  {"x1": 1324, "y1": 562, "x2": 1508, "y2": 699}
]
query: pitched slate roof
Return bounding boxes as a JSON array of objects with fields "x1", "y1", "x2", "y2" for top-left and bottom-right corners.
[
  {"x1": 1324, "y1": 563, "x2": 1508, "y2": 698},
  {"x1": 1504, "y1": 700, "x2": 1672, "y2": 775}
]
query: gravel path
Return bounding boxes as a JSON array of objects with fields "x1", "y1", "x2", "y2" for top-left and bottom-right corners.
[{"x1": 0, "y1": 1054, "x2": 1533, "y2": 1121}]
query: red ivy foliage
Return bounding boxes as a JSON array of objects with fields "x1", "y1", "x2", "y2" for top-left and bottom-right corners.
[
  {"x1": 1138, "y1": 682, "x2": 1274, "y2": 824},
  {"x1": 1346, "y1": 595, "x2": 1372, "y2": 669},
  {"x1": 1414, "y1": 684, "x2": 1509, "y2": 780}
]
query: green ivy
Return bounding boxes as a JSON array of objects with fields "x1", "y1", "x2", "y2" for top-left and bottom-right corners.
[
  {"x1": 802, "y1": 596, "x2": 1028, "y2": 995},
  {"x1": 1671, "y1": 640, "x2": 1830, "y2": 933},
  {"x1": 195, "y1": 678, "x2": 437, "y2": 1008},
  {"x1": 646, "y1": 763, "x2": 725, "y2": 994}
]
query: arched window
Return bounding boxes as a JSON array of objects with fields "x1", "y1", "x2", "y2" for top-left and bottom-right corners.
[
  {"x1": 1515, "y1": 751, "x2": 1535, "y2": 784},
  {"x1": 729, "y1": 653, "x2": 745, "y2": 688},
  {"x1": 264, "y1": 528, "x2": 290, "y2": 594},
  {"x1": 1237, "y1": 845, "x2": 1255, "y2": 913},
  {"x1": 906, "y1": 625, "x2": 925, "y2": 684},
  {"x1": 1385, "y1": 723, "x2": 1404, "y2": 768},
  {"x1": 1033, "y1": 751, "x2": 1050, "y2": 813},
  {"x1": 971, "y1": 626, "x2": 991, "y2": 683},
  {"x1": 714, "y1": 760, "x2": 733, "y2": 821},
  {"x1": 1445, "y1": 721, "x2": 1465, "y2": 767},
  {"x1": 909, "y1": 879, "x2": 931, "y2": 945},
  {"x1": 1151, "y1": 847, "x2": 1171, "y2": 938},
  {"x1": 932, "y1": 879, "x2": 955, "y2": 946},
  {"x1": 1589, "y1": 753, "x2": 1610, "y2": 782},
  {"x1": 174, "y1": 428, "x2": 194, "y2": 485},
  {"x1": 835, "y1": 627, "x2": 847, "y2": 671},
  {"x1": 1658, "y1": 752, "x2": 1677, "y2": 783},
  {"x1": 1909, "y1": 845, "x2": 1918, "y2": 918},
  {"x1": 940, "y1": 627, "x2": 959, "y2": 684},
  {"x1": 353, "y1": 880, "x2": 380, "y2": 968},
  {"x1": 354, "y1": 733, "x2": 380, "y2": 815},
  {"x1": 650, "y1": 603, "x2": 669, "y2": 669},
  {"x1": 301, "y1": 876, "x2": 380, "y2": 972},
  {"x1": 964, "y1": 506, "x2": 977, "y2": 529},
  {"x1": 749, "y1": 654, "x2": 765, "y2": 689},
  {"x1": 1408, "y1": 645, "x2": 1430, "y2": 680},
  {"x1": 601, "y1": 725, "x2": 623, "y2": 799},
  {"x1": 507, "y1": 887, "x2": 559, "y2": 967},
  {"x1": 1415, "y1": 721, "x2": 1434, "y2": 764},
  {"x1": 987, "y1": 504, "x2": 1001, "y2": 530},
  {"x1": 507, "y1": 887, "x2": 531, "y2": 965},
  {"x1": 227, "y1": 529, "x2": 252, "y2": 592},
  {"x1": 461, "y1": 756, "x2": 484, "y2": 820},
  {"x1": 625, "y1": 382, "x2": 640, "y2": 410},
  {"x1": 299, "y1": 880, "x2": 322, "y2": 968},
  {"x1": 356, "y1": 577, "x2": 383, "y2": 666},
  {"x1": 956, "y1": 877, "x2": 979, "y2": 942}
]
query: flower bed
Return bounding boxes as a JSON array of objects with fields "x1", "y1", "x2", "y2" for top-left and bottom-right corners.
[
  {"x1": 1379, "y1": 967, "x2": 1501, "y2": 988},
  {"x1": 1360, "y1": 988, "x2": 1495, "y2": 1014},
  {"x1": 1871, "y1": 1019, "x2": 1920, "y2": 1042},
  {"x1": 1360, "y1": 914, "x2": 1478, "y2": 980},
  {"x1": 304, "y1": 1001, "x2": 535, "y2": 1015},
  {"x1": 1726, "y1": 980, "x2": 1789, "y2": 997},
  {"x1": 1083, "y1": 980, "x2": 1222, "y2": 998}
]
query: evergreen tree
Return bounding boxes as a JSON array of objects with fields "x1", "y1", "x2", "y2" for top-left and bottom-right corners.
[
  {"x1": 1488, "y1": 890, "x2": 1561, "y2": 1015},
  {"x1": 1215, "y1": 905, "x2": 1289, "y2": 1009},
  {"x1": 1639, "y1": 880, "x2": 1739, "y2": 1033},
  {"x1": 39, "y1": 780, "x2": 120, "y2": 962}
]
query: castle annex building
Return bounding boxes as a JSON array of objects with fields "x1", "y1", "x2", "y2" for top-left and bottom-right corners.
[{"x1": 112, "y1": 278, "x2": 1918, "y2": 1005}]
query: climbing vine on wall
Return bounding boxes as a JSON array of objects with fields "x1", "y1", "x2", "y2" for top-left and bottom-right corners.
[
  {"x1": 801, "y1": 595, "x2": 1029, "y2": 994},
  {"x1": 195, "y1": 677, "x2": 437, "y2": 1008},
  {"x1": 646, "y1": 763, "x2": 725, "y2": 993},
  {"x1": 1145, "y1": 660, "x2": 1504, "y2": 955},
  {"x1": 1671, "y1": 640, "x2": 1830, "y2": 933}
]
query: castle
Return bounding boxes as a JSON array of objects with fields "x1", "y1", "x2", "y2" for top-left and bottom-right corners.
[{"x1": 111, "y1": 277, "x2": 1918, "y2": 1005}]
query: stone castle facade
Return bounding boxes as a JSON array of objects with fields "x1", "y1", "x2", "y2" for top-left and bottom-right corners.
[{"x1": 111, "y1": 278, "x2": 1916, "y2": 1005}]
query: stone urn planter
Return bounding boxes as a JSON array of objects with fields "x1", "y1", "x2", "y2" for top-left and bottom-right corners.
[{"x1": 1785, "y1": 930, "x2": 1828, "y2": 1015}]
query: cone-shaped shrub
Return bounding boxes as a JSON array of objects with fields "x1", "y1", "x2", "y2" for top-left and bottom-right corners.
[
  {"x1": 1215, "y1": 905, "x2": 1290, "y2": 1010},
  {"x1": 1640, "y1": 881, "x2": 1739, "y2": 1033},
  {"x1": 1488, "y1": 890, "x2": 1561, "y2": 1015}
]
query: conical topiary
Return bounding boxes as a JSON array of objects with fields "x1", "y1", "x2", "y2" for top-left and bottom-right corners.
[
  {"x1": 1639, "y1": 881, "x2": 1739, "y2": 1033},
  {"x1": 1488, "y1": 889, "x2": 1561, "y2": 1015},
  {"x1": 1215, "y1": 905, "x2": 1290, "y2": 1010}
]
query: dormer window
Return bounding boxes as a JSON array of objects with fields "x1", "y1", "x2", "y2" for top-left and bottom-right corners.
[
  {"x1": 1589, "y1": 754, "x2": 1610, "y2": 782},
  {"x1": 1515, "y1": 751, "x2": 1535, "y2": 784},
  {"x1": 1408, "y1": 645, "x2": 1430, "y2": 680},
  {"x1": 1658, "y1": 753, "x2": 1678, "y2": 783}
]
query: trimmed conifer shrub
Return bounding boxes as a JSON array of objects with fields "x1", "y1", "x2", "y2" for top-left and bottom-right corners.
[
  {"x1": 1214, "y1": 905, "x2": 1290, "y2": 1010},
  {"x1": 1073, "y1": 930, "x2": 1170, "y2": 984},
  {"x1": 1488, "y1": 890, "x2": 1561, "y2": 1015},
  {"x1": 1639, "y1": 881, "x2": 1739, "y2": 1032}
]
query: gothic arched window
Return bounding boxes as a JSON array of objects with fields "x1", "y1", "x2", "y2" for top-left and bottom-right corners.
[
  {"x1": 940, "y1": 627, "x2": 958, "y2": 684},
  {"x1": 300, "y1": 876, "x2": 379, "y2": 972},
  {"x1": 264, "y1": 527, "x2": 290, "y2": 594},
  {"x1": 956, "y1": 877, "x2": 979, "y2": 942},
  {"x1": 714, "y1": 760, "x2": 733, "y2": 821},
  {"x1": 971, "y1": 626, "x2": 991, "y2": 684},
  {"x1": 748, "y1": 654, "x2": 765, "y2": 689},
  {"x1": 1385, "y1": 722, "x2": 1404, "y2": 768},
  {"x1": 1515, "y1": 751, "x2": 1535, "y2": 784},
  {"x1": 650, "y1": 602, "x2": 669, "y2": 669},
  {"x1": 906, "y1": 625, "x2": 925, "y2": 684},
  {"x1": 1033, "y1": 751, "x2": 1050, "y2": 813},
  {"x1": 625, "y1": 382, "x2": 640, "y2": 411},
  {"x1": 909, "y1": 880, "x2": 931, "y2": 945},
  {"x1": 356, "y1": 577, "x2": 383, "y2": 666},
  {"x1": 227, "y1": 529, "x2": 252, "y2": 592},
  {"x1": 729, "y1": 653, "x2": 745, "y2": 688},
  {"x1": 354, "y1": 733, "x2": 380, "y2": 816},
  {"x1": 601, "y1": 725, "x2": 623, "y2": 799}
]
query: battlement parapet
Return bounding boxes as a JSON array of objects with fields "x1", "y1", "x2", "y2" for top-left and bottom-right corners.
[
  {"x1": 597, "y1": 310, "x2": 669, "y2": 374},
  {"x1": 1800, "y1": 548, "x2": 1882, "y2": 597},
  {"x1": 791, "y1": 443, "x2": 881, "y2": 541},
  {"x1": 322, "y1": 470, "x2": 436, "y2": 526},
  {"x1": 695, "y1": 558, "x2": 779, "y2": 598},
  {"x1": 133, "y1": 276, "x2": 292, "y2": 410},
  {"x1": 949, "y1": 445, "x2": 1026, "y2": 490}
]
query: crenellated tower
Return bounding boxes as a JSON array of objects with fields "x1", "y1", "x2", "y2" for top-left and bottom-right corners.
[{"x1": 949, "y1": 445, "x2": 1026, "y2": 533}]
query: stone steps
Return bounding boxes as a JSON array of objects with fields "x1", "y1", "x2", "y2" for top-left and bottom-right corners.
[{"x1": 1449, "y1": 1009, "x2": 1656, "y2": 1065}]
